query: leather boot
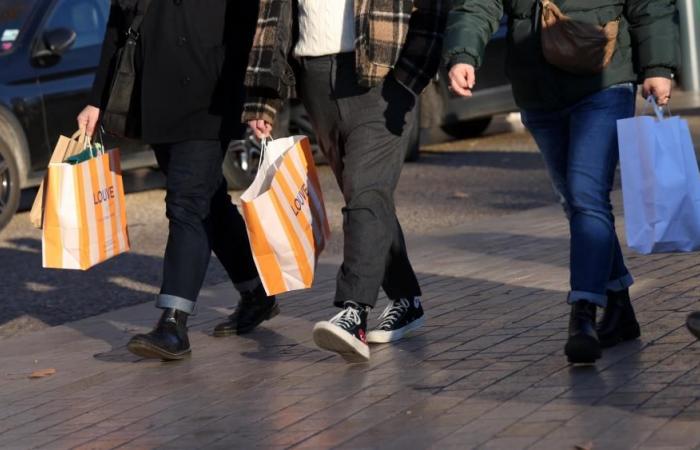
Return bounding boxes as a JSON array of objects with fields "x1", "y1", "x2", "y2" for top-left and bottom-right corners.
[
  {"x1": 686, "y1": 311, "x2": 700, "y2": 340},
  {"x1": 213, "y1": 284, "x2": 279, "y2": 336},
  {"x1": 127, "y1": 308, "x2": 191, "y2": 361},
  {"x1": 565, "y1": 300, "x2": 601, "y2": 364},
  {"x1": 597, "y1": 289, "x2": 641, "y2": 348}
]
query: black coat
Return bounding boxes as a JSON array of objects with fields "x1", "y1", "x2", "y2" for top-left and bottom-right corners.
[{"x1": 90, "y1": 0, "x2": 259, "y2": 143}]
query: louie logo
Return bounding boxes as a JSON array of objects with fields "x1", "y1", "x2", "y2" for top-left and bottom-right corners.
[
  {"x1": 291, "y1": 183, "x2": 309, "y2": 217},
  {"x1": 93, "y1": 186, "x2": 115, "y2": 205}
]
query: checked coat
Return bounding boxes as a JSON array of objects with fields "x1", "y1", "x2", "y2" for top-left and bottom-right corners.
[{"x1": 242, "y1": 0, "x2": 449, "y2": 124}]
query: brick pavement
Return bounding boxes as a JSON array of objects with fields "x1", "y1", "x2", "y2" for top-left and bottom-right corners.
[{"x1": 2, "y1": 192, "x2": 700, "y2": 450}]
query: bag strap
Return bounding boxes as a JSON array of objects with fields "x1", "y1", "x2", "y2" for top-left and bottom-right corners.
[{"x1": 125, "y1": 0, "x2": 153, "y2": 41}]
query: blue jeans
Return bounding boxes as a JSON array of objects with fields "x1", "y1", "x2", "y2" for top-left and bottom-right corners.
[{"x1": 521, "y1": 84, "x2": 636, "y2": 308}]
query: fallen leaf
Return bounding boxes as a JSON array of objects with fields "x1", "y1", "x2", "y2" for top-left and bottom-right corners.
[
  {"x1": 451, "y1": 191, "x2": 471, "y2": 199},
  {"x1": 574, "y1": 442, "x2": 594, "y2": 450},
  {"x1": 29, "y1": 368, "x2": 56, "y2": 379}
]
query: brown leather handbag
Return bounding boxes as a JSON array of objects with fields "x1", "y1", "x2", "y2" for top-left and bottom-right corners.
[{"x1": 540, "y1": 0, "x2": 620, "y2": 75}]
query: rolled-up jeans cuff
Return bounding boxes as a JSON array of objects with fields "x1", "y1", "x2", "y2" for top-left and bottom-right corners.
[
  {"x1": 607, "y1": 273, "x2": 634, "y2": 292},
  {"x1": 234, "y1": 277, "x2": 262, "y2": 293},
  {"x1": 156, "y1": 294, "x2": 196, "y2": 315},
  {"x1": 568, "y1": 291, "x2": 607, "y2": 308}
]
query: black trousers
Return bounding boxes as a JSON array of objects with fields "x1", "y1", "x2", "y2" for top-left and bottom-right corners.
[
  {"x1": 298, "y1": 53, "x2": 422, "y2": 308},
  {"x1": 152, "y1": 140, "x2": 259, "y2": 314}
]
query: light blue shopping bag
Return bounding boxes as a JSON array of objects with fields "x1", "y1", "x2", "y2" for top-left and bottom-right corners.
[{"x1": 617, "y1": 97, "x2": 700, "y2": 254}]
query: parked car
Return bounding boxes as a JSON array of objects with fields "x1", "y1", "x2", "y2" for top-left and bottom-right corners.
[{"x1": 0, "y1": 0, "x2": 514, "y2": 230}]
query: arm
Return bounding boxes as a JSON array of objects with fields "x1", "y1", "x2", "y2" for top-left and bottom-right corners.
[
  {"x1": 393, "y1": 0, "x2": 450, "y2": 96},
  {"x1": 89, "y1": 2, "x2": 127, "y2": 109},
  {"x1": 443, "y1": 0, "x2": 503, "y2": 70},
  {"x1": 79, "y1": 3, "x2": 126, "y2": 136},
  {"x1": 242, "y1": 0, "x2": 296, "y2": 138},
  {"x1": 625, "y1": 0, "x2": 680, "y2": 104}
]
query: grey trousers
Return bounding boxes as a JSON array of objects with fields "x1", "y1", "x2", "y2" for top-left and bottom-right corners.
[{"x1": 298, "y1": 52, "x2": 421, "y2": 308}]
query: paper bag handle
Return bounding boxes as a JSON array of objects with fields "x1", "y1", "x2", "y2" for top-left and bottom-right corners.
[{"x1": 642, "y1": 95, "x2": 672, "y2": 121}]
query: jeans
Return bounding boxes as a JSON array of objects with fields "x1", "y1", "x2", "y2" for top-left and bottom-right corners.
[
  {"x1": 298, "y1": 53, "x2": 422, "y2": 308},
  {"x1": 521, "y1": 84, "x2": 636, "y2": 307},
  {"x1": 151, "y1": 140, "x2": 260, "y2": 314}
]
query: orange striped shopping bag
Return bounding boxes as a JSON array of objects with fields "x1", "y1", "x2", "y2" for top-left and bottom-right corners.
[
  {"x1": 241, "y1": 136, "x2": 331, "y2": 295},
  {"x1": 42, "y1": 148, "x2": 130, "y2": 270}
]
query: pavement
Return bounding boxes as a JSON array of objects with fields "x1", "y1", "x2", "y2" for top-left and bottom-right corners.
[
  {"x1": 0, "y1": 116, "x2": 558, "y2": 340},
  {"x1": 3, "y1": 190, "x2": 700, "y2": 450}
]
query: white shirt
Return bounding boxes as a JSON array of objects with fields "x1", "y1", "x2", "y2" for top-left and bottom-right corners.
[{"x1": 294, "y1": 0, "x2": 355, "y2": 58}]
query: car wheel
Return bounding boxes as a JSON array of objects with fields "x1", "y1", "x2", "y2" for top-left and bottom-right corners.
[
  {"x1": 0, "y1": 138, "x2": 20, "y2": 232},
  {"x1": 441, "y1": 116, "x2": 493, "y2": 140},
  {"x1": 223, "y1": 132, "x2": 261, "y2": 191},
  {"x1": 405, "y1": 103, "x2": 421, "y2": 162}
]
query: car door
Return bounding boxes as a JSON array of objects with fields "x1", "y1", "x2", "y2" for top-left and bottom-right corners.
[{"x1": 32, "y1": 0, "x2": 108, "y2": 159}]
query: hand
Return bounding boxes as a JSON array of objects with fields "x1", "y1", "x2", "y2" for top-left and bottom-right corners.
[
  {"x1": 642, "y1": 77, "x2": 673, "y2": 106},
  {"x1": 77, "y1": 105, "x2": 101, "y2": 137},
  {"x1": 448, "y1": 63, "x2": 477, "y2": 97},
  {"x1": 248, "y1": 119, "x2": 273, "y2": 140}
]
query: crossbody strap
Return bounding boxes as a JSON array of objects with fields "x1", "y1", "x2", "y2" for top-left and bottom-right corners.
[{"x1": 125, "y1": 0, "x2": 153, "y2": 42}]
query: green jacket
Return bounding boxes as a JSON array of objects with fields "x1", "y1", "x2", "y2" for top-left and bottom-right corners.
[{"x1": 444, "y1": 0, "x2": 680, "y2": 110}]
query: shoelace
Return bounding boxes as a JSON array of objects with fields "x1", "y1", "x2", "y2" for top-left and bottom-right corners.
[
  {"x1": 376, "y1": 298, "x2": 411, "y2": 330},
  {"x1": 330, "y1": 306, "x2": 362, "y2": 330}
]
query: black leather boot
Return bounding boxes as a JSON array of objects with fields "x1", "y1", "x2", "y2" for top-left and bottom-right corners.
[
  {"x1": 597, "y1": 289, "x2": 641, "y2": 348},
  {"x1": 127, "y1": 308, "x2": 191, "y2": 361},
  {"x1": 565, "y1": 300, "x2": 601, "y2": 364},
  {"x1": 687, "y1": 311, "x2": 700, "y2": 340},
  {"x1": 213, "y1": 284, "x2": 279, "y2": 336}
]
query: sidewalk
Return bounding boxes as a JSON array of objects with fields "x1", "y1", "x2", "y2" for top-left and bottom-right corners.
[{"x1": 2, "y1": 192, "x2": 700, "y2": 450}]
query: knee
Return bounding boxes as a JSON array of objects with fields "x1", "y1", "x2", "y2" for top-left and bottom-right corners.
[
  {"x1": 568, "y1": 187, "x2": 614, "y2": 226},
  {"x1": 344, "y1": 185, "x2": 393, "y2": 215},
  {"x1": 165, "y1": 190, "x2": 211, "y2": 223}
]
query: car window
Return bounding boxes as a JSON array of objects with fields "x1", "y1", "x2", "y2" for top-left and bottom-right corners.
[
  {"x1": 43, "y1": 0, "x2": 109, "y2": 50},
  {"x1": 0, "y1": 0, "x2": 37, "y2": 55}
]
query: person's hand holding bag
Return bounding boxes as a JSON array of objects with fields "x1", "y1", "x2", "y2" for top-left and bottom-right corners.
[
  {"x1": 643, "y1": 77, "x2": 673, "y2": 106},
  {"x1": 77, "y1": 105, "x2": 101, "y2": 138},
  {"x1": 248, "y1": 119, "x2": 273, "y2": 140}
]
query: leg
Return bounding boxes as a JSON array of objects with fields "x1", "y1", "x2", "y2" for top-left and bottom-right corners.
[
  {"x1": 566, "y1": 84, "x2": 636, "y2": 307},
  {"x1": 206, "y1": 161, "x2": 260, "y2": 291},
  {"x1": 154, "y1": 141, "x2": 225, "y2": 314},
  {"x1": 208, "y1": 156, "x2": 280, "y2": 336},
  {"x1": 333, "y1": 67, "x2": 421, "y2": 308},
  {"x1": 128, "y1": 141, "x2": 226, "y2": 360}
]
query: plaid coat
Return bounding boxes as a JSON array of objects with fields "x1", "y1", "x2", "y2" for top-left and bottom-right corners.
[{"x1": 243, "y1": 0, "x2": 448, "y2": 124}]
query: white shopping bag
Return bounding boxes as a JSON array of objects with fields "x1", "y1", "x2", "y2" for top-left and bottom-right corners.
[
  {"x1": 240, "y1": 136, "x2": 331, "y2": 295},
  {"x1": 617, "y1": 97, "x2": 700, "y2": 254}
]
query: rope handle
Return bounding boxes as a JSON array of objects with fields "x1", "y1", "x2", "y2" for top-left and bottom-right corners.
[{"x1": 642, "y1": 95, "x2": 673, "y2": 121}]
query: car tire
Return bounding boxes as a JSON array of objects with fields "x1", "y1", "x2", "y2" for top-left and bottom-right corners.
[
  {"x1": 441, "y1": 116, "x2": 493, "y2": 140},
  {"x1": 223, "y1": 133, "x2": 261, "y2": 191},
  {"x1": 0, "y1": 138, "x2": 21, "y2": 232},
  {"x1": 404, "y1": 102, "x2": 421, "y2": 162}
]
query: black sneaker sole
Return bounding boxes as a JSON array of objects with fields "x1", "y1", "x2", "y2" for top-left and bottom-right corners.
[
  {"x1": 599, "y1": 323, "x2": 641, "y2": 349},
  {"x1": 565, "y1": 334, "x2": 602, "y2": 364},
  {"x1": 127, "y1": 338, "x2": 191, "y2": 361},
  {"x1": 312, "y1": 322, "x2": 370, "y2": 363}
]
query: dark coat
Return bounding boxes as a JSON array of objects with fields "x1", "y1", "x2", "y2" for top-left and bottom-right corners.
[
  {"x1": 444, "y1": 0, "x2": 680, "y2": 111},
  {"x1": 90, "y1": 0, "x2": 259, "y2": 143}
]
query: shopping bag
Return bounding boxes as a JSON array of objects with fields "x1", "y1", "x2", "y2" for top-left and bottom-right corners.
[
  {"x1": 240, "y1": 136, "x2": 331, "y2": 295},
  {"x1": 617, "y1": 97, "x2": 700, "y2": 254},
  {"x1": 30, "y1": 130, "x2": 91, "y2": 229},
  {"x1": 42, "y1": 144, "x2": 130, "y2": 270}
]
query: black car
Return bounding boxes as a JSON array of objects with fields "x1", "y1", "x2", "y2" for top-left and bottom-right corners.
[{"x1": 0, "y1": 0, "x2": 514, "y2": 231}]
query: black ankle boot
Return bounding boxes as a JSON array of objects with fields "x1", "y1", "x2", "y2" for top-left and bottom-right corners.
[
  {"x1": 127, "y1": 308, "x2": 191, "y2": 361},
  {"x1": 565, "y1": 300, "x2": 601, "y2": 364},
  {"x1": 597, "y1": 289, "x2": 641, "y2": 348},
  {"x1": 213, "y1": 284, "x2": 279, "y2": 337}
]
